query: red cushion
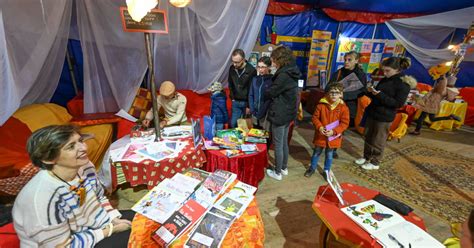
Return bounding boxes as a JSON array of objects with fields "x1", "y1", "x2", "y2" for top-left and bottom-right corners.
[
  {"x1": 0, "y1": 117, "x2": 32, "y2": 179},
  {"x1": 0, "y1": 223, "x2": 20, "y2": 248},
  {"x1": 460, "y1": 87, "x2": 474, "y2": 106},
  {"x1": 464, "y1": 106, "x2": 474, "y2": 126},
  {"x1": 66, "y1": 92, "x2": 84, "y2": 117}
]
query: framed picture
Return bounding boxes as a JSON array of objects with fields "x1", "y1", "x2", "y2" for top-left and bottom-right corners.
[
  {"x1": 249, "y1": 52, "x2": 259, "y2": 68},
  {"x1": 120, "y1": 7, "x2": 168, "y2": 34},
  {"x1": 319, "y1": 70, "x2": 328, "y2": 89}
]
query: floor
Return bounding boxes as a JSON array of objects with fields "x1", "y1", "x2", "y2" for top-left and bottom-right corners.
[{"x1": 115, "y1": 119, "x2": 474, "y2": 247}]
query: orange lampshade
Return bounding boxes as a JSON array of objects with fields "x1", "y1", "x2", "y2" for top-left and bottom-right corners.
[{"x1": 169, "y1": 0, "x2": 191, "y2": 8}]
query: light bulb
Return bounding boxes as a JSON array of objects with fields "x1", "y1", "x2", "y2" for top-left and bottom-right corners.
[
  {"x1": 447, "y1": 45, "x2": 455, "y2": 50},
  {"x1": 169, "y1": 0, "x2": 191, "y2": 8},
  {"x1": 445, "y1": 61, "x2": 453, "y2": 66},
  {"x1": 126, "y1": 0, "x2": 158, "y2": 22}
]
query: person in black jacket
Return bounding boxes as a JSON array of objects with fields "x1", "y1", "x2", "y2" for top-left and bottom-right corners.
[
  {"x1": 354, "y1": 56, "x2": 415, "y2": 170},
  {"x1": 228, "y1": 49, "x2": 257, "y2": 128},
  {"x1": 265, "y1": 46, "x2": 301, "y2": 181}
]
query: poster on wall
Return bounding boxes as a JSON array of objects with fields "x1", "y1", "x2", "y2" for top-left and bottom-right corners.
[
  {"x1": 275, "y1": 35, "x2": 312, "y2": 80},
  {"x1": 249, "y1": 52, "x2": 259, "y2": 68},
  {"x1": 335, "y1": 38, "x2": 405, "y2": 74},
  {"x1": 307, "y1": 30, "x2": 335, "y2": 87}
]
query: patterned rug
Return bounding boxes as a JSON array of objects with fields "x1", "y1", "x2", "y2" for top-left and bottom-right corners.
[{"x1": 342, "y1": 143, "x2": 474, "y2": 223}]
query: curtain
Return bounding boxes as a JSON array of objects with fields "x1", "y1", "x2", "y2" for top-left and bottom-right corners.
[
  {"x1": 155, "y1": 0, "x2": 268, "y2": 93},
  {"x1": 386, "y1": 7, "x2": 474, "y2": 69},
  {"x1": 76, "y1": 0, "x2": 148, "y2": 114},
  {"x1": 0, "y1": 0, "x2": 72, "y2": 125},
  {"x1": 77, "y1": 0, "x2": 268, "y2": 113}
]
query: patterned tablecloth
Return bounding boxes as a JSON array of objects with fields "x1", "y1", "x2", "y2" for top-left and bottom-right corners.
[
  {"x1": 128, "y1": 196, "x2": 265, "y2": 247},
  {"x1": 99, "y1": 135, "x2": 206, "y2": 191},
  {"x1": 203, "y1": 144, "x2": 267, "y2": 188}
]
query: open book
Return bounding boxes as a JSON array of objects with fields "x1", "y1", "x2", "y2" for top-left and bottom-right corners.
[
  {"x1": 338, "y1": 72, "x2": 364, "y2": 92},
  {"x1": 341, "y1": 200, "x2": 443, "y2": 248}
]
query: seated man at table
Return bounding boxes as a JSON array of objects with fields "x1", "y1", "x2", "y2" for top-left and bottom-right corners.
[{"x1": 143, "y1": 81, "x2": 188, "y2": 128}]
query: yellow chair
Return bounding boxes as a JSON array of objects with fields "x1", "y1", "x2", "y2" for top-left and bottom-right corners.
[{"x1": 388, "y1": 113, "x2": 409, "y2": 142}]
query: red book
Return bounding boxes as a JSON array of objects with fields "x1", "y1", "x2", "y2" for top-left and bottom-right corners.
[{"x1": 152, "y1": 199, "x2": 207, "y2": 247}]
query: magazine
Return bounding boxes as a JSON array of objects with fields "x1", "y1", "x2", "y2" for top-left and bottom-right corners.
[
  {"x1": 338, "y1": 72, "x2": 364, "y2": 92},
  {"x1": 153, "y1": 199, "x2": 207, "y2": 247},
  {"x1": 184, "y1": 212, "x2": 234, "y2": 248},
  {"x1": 325, "y1": 120, "x2": 342, "y2": 142},
  {"x1": 119, "y1": 143, "x2": 147, "y2": 163},
  {"x1": 131, "y1": 186, "x2": 188, "y2": 224},
  {"x1": 162, "y1": 125, "x2": 193, "y2": 139},
  {"x1": 244, "y1": 136, "x2": 267, "y2": 143},
  {"x1": 247, "y1": 128, "x2": 269, "y2": 138},
  {"x1": 182, "y1": 168, "x2": 210, "y2": 183}
]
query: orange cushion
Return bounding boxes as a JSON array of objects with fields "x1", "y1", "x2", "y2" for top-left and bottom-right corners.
[
  {"x1": 128, "y1": 88, "x2": 152, "y2": 119},
  {"x1": 416, "y1": 82, "x2": 433, "y2": 93}
]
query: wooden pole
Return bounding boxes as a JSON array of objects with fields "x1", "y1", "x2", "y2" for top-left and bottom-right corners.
[{"x1": 144, "y1": 32, "x2": 161, "y2": 141}]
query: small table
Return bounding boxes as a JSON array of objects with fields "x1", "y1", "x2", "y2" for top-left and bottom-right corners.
[
  {"x1": 313, "y1": 183, "x2": 426, "y2": 248},
  {"x1": 203, "y1": 143, "x2": 267, "y2": 187},
  {"x1": 128, "y1": 194, "x2": 265, "y2": 247},
  {"x1": 98, "y1": 135, "x2": 206, "y2": 191}
]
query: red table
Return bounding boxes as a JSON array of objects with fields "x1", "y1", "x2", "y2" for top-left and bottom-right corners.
[
  {"x1": 203, "y1": 144, "x2": 267, "y2": 188},
  {"x1": 110, "y1": 139, "x2": 207, "y2": 190},
  {"x1": 313, "y1": 183, "x2": 426, "y2": 248}
]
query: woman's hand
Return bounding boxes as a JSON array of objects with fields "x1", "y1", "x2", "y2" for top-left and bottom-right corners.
[{"x1": 368, "y1": 86, "x2": 380, "y2": 95}]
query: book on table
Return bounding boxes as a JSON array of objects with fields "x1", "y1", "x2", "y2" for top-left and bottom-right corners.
[{"x1": 341, "y1": 200, "x2": 444, "y2": 248}]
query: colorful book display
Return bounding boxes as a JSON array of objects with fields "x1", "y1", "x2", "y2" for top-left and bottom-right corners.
[{"x1": 134, "y1": 169, "x2": 257, "y2": 248}]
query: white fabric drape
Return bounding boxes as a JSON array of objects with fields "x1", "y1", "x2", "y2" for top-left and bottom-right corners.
[
  {"x1": 77, "y1": 0, "x2": 268, "y2": 113},
  {"x1": 76, "y1": 0, "x2": 148, "y2": 113},
  {"x1": 386, "y1": 7, "x2": 474, "y2": 69},
  {"x1": 0, "y1": 0, "x2": 72, "y2": 125},
  {"x1": 152, "y1": 0, "x2": 269, "y2": 93}
]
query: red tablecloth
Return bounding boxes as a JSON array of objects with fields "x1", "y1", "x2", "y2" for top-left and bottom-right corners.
[
  {"x1": 313, "y1": 183, "x2": 426, "y2": 248},
  {"x1": 203, "y1": 144, "x2": 267, "y2": 188},
  {"x1": 111, "y1": 140, "x2": 207, "y2": 190}
]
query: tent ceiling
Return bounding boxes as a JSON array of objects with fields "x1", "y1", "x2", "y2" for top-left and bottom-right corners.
[{"x1": 275, "y1": 0, "x2": 474, "y2": 14}]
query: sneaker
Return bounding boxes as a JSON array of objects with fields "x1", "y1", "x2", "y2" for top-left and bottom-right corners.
[
  {"x1": 409, "y1": 130, "x2": 421, "y2": 135},
  {"x1": 266, "y1": 169, "x2": 282, "y2": 181},
  {"x1": 281, "y1": 168, "x2": 288, "y2": 176},
  {"x1": 361, "y1": 163, "x2": 380, "y2": 170},
  {"x1": 354, "y1": 158, "x2": 367, "y2": 165},
  {"x1": 304, "y1": 168, "x2": 315, "y2": 177}
]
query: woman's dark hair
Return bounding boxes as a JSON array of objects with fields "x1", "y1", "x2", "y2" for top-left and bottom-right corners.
[
  {"x1": 231, "y1": 49, "x2": 245, "y2": 59},
  {"x1": 345, "y1": 51, "x2": 360, "y2": 60},
  {"x1": 27, "y1": 125, "x2": 81, "y2": 170},
  {"x1": 270, "y1": 46, "x2": 295, "y2": 68},
  {"x1": 258, "y1": 56, "x2": 271, "y2": 67},
  {"x1": 381, "y1": 56, "x2": 411, "y2": 71}
]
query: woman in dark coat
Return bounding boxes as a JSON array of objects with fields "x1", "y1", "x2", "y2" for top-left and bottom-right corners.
[
  {"x1": 265, "y1": 46, "x2": 301, "y2": 181},
  {"x1": 354, "y1": 57, "x2": 416, "y2": 170}
]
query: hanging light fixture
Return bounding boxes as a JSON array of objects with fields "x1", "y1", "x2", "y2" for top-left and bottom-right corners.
[
  {"x1": 126, "y1": 0, "x2": 158, "y2": 22},
  {"x1": 445, "y1": 61, "x2": 453, "y2": 66},
  {"x1": 169, "y1": 0, "x2": 191, "y2": 8}
]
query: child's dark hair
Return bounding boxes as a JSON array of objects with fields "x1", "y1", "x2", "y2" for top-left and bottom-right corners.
[
  {"x1": 381, "y1": 56, "x2": 411, "y2": 71},
  {"x1": 345, "y1": 51, "x2": 360, "y2": 60},
  {"x1": 258, "y1": 56, "x2": 271, "y2": 67},
  {"x1": 325, "y1": 83, "x2": 344, "y2": 93}
]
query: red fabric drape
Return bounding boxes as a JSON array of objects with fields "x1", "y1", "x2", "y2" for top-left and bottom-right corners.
[
  {"x1": 267, "y1": 0, "x2": 313, "y2": 15},
  {"x1": 322, "y1": 8, "x2": 420, "y2": 24}
]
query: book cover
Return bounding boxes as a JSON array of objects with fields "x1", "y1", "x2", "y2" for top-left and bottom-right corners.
[
  {"x1": 131, "y1": 186, "x2": 188, "y2": 224},
  {"x1": 184, "y1": 212, "x2": 234, "y2": 248},
  {"x1": 372, "y1": 221, "x2": 444, "y2": 248},
  {"x1": 119, "y1": 143, "x2": 147, "y2": 162},
  {"x1": 325, "y1": 120, "x2": 342, "y2": 142},
  {"x1": 338, "y1": 72, "x2": 364, "y2": 92},
  {"x1": 325, "y1": 170, "x2": 345, "y2": 206},
  {"x1": 153, "y1": 199, "x2": 207, "y2": 247},
  {"x1": 227, "y1": 181, "x2": 257, "y2": 199},
  {"x1": 341, "y1": 200, "x2": 406, "y2": 234},
  {"x1": 182, "y1": 168, "x2": 210, "y2": 183},
  {"x1": 247, "y1": 128, "x2": 269, "y2": 138}
]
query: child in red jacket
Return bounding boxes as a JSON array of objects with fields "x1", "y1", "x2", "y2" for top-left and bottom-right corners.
[{"x1": 305, "y1": 83, "x2": 350, "y2": 178}]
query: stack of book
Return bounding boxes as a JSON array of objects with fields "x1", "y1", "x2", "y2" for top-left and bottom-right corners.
[
  {"x1": 142, "y1": 169, "x2": 252, "y2": 247},
  {"x1": 244, "y1": 128, "x2": 268, "y2": 143}
]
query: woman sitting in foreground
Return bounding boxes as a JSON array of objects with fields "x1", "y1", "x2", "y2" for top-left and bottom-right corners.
[{"x1": 13, "y1": 125, "x2": 133, "y2": 247}]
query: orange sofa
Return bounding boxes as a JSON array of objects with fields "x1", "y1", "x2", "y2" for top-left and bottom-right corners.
[{"x1": 0, "y1": 103, "x2": 113, "y2": 196}]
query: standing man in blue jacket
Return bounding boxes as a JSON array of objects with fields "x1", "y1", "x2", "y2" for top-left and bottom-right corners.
[{"x1": 228, "y1": 49, "x2": 257, "y2": 128}]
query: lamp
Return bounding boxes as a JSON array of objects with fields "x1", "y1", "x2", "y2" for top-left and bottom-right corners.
[
  {"x1": 169, "y1": 0, "x2": 191, "y2": 8},
  {"x1": 126, "y1": 0, "x2": 158, "y2": 22}
]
